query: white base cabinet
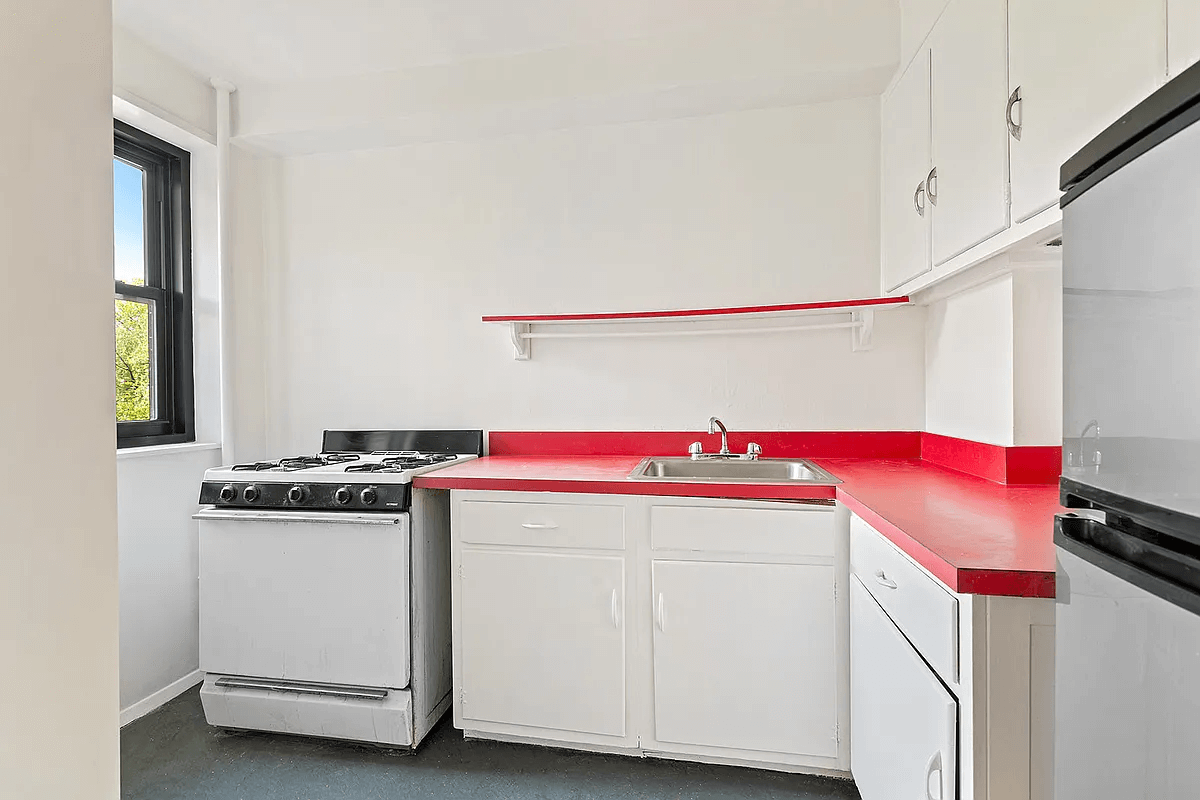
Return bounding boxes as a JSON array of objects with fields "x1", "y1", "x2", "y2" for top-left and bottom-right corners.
[
  {"x1": 851, "y1": 577, "x2": 957, "y2": 800},
  {"x1": 651, "y1": 560, "x2": 838, "y2": 758},
  {"x1": 458, "y1": 549, "x2": 626, "y2": 738},
  {"x1": 450, "y1": 491, "x2": 848, "y2": 774},
  {"x1": 849, "y1": 513, "x2": 1054, "y2": 800}
]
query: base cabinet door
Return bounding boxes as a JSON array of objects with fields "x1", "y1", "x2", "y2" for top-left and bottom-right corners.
[
  {"x1": 851, "y1": 577, "x2": 957, "y2": 800},
  {"x1": 650, "y1": 559, "x2": 838, "y2": 758},
  {"x1": 458, "y1": 549, "x2": 626, "y2": 738}
]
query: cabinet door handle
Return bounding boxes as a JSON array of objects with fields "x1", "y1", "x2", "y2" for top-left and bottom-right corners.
[
  {"x1": 1006, "y1": 86, "x2": 1022, "y2": 141},
  {"x1": 610, "y1": 589, "x2": 620, "y2": 628},
  {"x1": 926, "y1": 166, "x2": 938, "y2": 206},
  {"x1": 925, "y1": 750, "x2": 944, "y2": 800},
  {"x1": 914, "y1": 181, "x2": 926, "y2": 217},
  {"x1": 655, "y1": 592, "x2": 666, "y2": 632},
  {"x1": 874, "y1": 570, "x2": 898, "y2": 590},
  {"x1": 520, "y1": 522, "x2": 558, "y2": 530}
]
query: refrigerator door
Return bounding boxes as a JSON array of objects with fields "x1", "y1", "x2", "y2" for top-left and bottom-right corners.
[
  {"x1": 1061, "y1": 86, "x2": 1200, "y2": 520},
  {"x1": 1055, "y1": 514, "x2": 1200, "y2": 799}
]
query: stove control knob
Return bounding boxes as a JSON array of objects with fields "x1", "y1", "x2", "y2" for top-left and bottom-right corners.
[
  {"x1": 334, "y1": 486, "x2": 353, "y2": 506},
  {"x1": 243, "y1": 485, "x2": 260, "y2": 503},
  {"x1": 360, "y1": 488, "x2": 378, "y2": 506},
  {"x1": 218, "y1": 484, "x2": 236, "y2": 502},
  {"x1": 287, "y1": 485, "x2": 306, "y2": 504}
]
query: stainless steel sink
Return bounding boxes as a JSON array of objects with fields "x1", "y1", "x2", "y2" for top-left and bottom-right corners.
[{"x1": 629, "y1": 456, "x2": 840, "y2": 484}]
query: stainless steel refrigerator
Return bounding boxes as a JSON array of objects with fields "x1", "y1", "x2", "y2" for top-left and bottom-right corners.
[{"x1": 1056, "y1": 62, "x2": 1200, "y2": 799}]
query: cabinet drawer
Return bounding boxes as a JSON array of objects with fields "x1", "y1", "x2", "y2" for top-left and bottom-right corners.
[
  {"x1": 651, "y1": 505, "x2": 833, "y2": 558},
  {"x1": 458, "y1": 500, "x2": 624, "y2": 550},
  {"x1": 850, "y1": 515, "x2": 958, "y2": 682}
]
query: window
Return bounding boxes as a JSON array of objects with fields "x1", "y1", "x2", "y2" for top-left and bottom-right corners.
[{"x1": 114, "y1": 121, "x2": 194, "y2": 448}]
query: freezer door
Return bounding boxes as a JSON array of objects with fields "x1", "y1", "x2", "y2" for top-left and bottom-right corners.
[
  {"x1": 198, "y1": 512, "x2": 411, "y2": 688},
  {"x1": 1061, "y1": 105, "x2": 1200, "y2": 518},
  {"x1": 1056, "y1": 539, "x2": 1200, "y2": 799}
]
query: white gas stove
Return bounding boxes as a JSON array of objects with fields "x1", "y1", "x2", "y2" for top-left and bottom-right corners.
[
  {"x1": 195, "y1": 429, "x2": 481, "y2": 749},
  {"x1": 199, "y1": 429, "x2": 481, "y2": 511}
]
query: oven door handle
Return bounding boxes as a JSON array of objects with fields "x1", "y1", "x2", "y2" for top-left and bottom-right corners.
[{"x1": 193, "y1": 509, "x2": 404, "y2": 525}]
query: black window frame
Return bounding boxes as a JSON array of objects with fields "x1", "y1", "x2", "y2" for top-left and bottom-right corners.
[{"x1": 114, "y1": 120, "x2": 195, "y2": 448}]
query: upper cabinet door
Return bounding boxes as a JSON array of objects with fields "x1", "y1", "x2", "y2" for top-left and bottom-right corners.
[
  {"x1": 930, "y1": 0, "x2": 1010, "y2": 266},
  {"x1": 1009, "y1": 0, "x2": 1166, "y2": 223},
  {"x1": 881, "y1": 49, "x2": 932, "y2": 293},
  {"x1": 1169, "y1": 0, "x2": 1200, "y2": 76}
]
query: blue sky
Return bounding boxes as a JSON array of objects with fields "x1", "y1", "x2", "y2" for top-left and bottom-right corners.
[{"x1": 114, "y1": 158, "x2": 144, "y2": 284}]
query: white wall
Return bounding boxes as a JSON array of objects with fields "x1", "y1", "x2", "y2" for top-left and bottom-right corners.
[
  {"x1": 113, "y1": 27, "x2": 230, "y2": 722},
  {"x1": 0, "y1": 0, "x2": 120, "y2": 796},
  {"x1": 116, "y1": 445, "x2": 222, "y2": 723},
  {"x1": 924, "y1": 265, "x2": 1062, "y2": 446},
  {"x1": 114, "y1": 25, "x2": 216, "y2": 142},
  {"x1": 250, "y1": 97, "x2": 926, "y2": 452},
  {"x1": 926, "y1": 274, "x2": 1016, "y2": 444}
]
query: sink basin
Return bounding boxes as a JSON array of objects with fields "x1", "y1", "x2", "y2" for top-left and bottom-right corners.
[{"x1": 629, "y1": 456, "x2": 840, "y2": 484}]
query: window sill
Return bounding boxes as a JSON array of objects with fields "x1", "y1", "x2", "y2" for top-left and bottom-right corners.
[{"x1": 116, "y1": 441, "x2": 222, "y2": 461}]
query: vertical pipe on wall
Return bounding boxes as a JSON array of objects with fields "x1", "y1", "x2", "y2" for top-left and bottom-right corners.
[{"x1": 211, "y1": 78, "x2": 237, "y2": 464}]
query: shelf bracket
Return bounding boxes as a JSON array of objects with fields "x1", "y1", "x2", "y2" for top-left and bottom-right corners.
[
  {"x1": 851, "y1": 309, "x2": 874, "y2": 352},
  {"x1": 510, "y1": 322, "x2": 531, "y2": 361}
]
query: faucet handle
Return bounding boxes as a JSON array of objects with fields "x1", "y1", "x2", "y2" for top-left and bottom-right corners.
[
  {"x1": 688, "y1": 441, "x2": 704, "y2": 459},
  {"x1": 746, "y1": 442, "x2": 762, "y2": 460}
]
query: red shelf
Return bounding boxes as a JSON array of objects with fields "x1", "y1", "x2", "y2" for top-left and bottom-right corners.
[{"x1": 482, "y1": 295, "x2": 909, "y2": 324}]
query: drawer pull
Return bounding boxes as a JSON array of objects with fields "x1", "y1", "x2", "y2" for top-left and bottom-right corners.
[
  {"x1": 520, "y1": 522, "x2": 559, "y2": 530},
  {"x1": 874, "y1": 570, "x2": 898, "y2": 590}
]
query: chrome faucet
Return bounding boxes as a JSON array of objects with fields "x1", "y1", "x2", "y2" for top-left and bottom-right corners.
[
  {"x1": 687, "y1": 418, "x2": 762, "y2": 460},
  {"x1": 709, "y1": 417, "x2": 731, "y2": 455}
]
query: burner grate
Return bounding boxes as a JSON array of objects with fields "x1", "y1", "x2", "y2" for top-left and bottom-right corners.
[
  {"x1": 232, "y1": 453, "x2": 361, "y2": 472},
  {"x1": 345, "y1": 454, "x2": 459, "y2": 473}
]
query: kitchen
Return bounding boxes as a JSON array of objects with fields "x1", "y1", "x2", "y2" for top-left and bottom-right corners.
[{"x1": 4, "y1": 0, "x2": 1199, "y2": 798}]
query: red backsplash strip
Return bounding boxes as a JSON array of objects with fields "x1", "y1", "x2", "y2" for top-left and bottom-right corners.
[
  {"x1": 920, "y1": 433, "x2": 1009, "y2": 483},
  {"x1": 1004, "y1": 447, "x2": 1063, "y2": 485},
  {"x1": 489, "y1": 431, "x2": 1062, "y2": 485},
  {"x1": 920, "y1": 432, "x2": 1061, "y2": 485},
  {"x1": 488, "y1": 431, "x2": 922, "y2": 459}
]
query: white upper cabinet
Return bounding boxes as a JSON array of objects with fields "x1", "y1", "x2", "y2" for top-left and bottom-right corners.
[
  {"x1": 929, "y1": 0, "x2": 1010, "y2": 265},
  {"x1": 901, "y1": 0, "x2": 954, "y2": 67},
  {"x1": 651, "y1": 559, "x2": 839, "y2": 758},
  {"x1": 1008, "y1": 0, "x2": 1167, "y2": 223},
  {"x1": 1169, "y1": 0, "x2": 1200, "y2": 76},
  {"x1": 881, "y1": 48, "x2": 932, "y2": 292}
]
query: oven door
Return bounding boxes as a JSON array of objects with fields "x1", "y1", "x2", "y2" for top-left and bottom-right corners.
[{"x1": 197, "y1": 509, "x2": 411, "y2": 689}]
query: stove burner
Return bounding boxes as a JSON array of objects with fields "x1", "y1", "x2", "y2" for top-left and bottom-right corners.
[
  {"x1": 344, "y1": 454, "x2": 459, "y2": 473},
  {"x1": 231, "y1": 453, "x2": 361, "y2": 472}
]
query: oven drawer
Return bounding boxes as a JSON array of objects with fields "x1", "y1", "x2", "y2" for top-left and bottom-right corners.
[
  {"x1": 197, "y1": 510, "x2": 411, "y2": 688},
  {"x1": 851, "y1": 514, "x2": 958, "y2": 683},
  {"x1": 457, "y1": 499, "x2": 625, "y2": 550}
]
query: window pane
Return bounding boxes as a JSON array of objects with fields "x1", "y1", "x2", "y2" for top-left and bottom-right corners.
[
  {"x1": 113, "y1": 158, "x2": 145, "y2": 285},
  {"x1": 115, "y1": 298, "x2": 156, "y2": 421}
]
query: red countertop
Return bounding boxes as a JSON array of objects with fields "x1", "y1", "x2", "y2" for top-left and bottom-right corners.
[{"x1": 415, "y1": 455, "x2": 1061, "y2": 598}]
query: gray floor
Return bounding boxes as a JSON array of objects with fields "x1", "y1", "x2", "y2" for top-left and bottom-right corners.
[{"x1": 121, "y1": 688, "x2": 860, "y2": 800}]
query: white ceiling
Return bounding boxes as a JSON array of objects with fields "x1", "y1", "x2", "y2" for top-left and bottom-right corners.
[{"x1": 114, "y1": 0, "x2": 895, "y2": 86}]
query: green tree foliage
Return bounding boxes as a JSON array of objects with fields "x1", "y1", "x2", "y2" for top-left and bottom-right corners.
[{"x1": 115, "y1": 298, "x2": 151, "y2": 421}]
